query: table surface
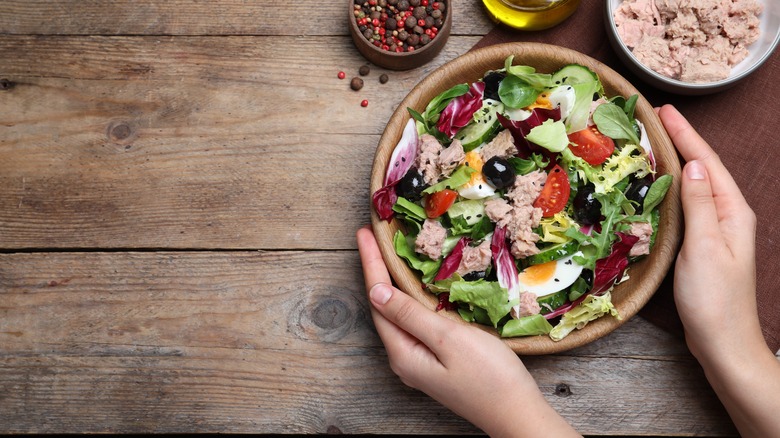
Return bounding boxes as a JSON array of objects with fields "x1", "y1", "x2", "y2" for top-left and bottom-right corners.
[{"x1": 0, "y1": 2, "x2": 775, "y2": 436}]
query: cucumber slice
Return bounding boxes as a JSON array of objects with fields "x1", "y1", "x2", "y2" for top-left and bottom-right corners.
[
  {"x1": 537, "y1": 289, "x2": 568, "y2": 315},
  {"x1": 447, "y1": 199, "x2": 486, "y2": 226},
  {"x1": 455, "y1": 100, "x2": 501, "y2": 152},
  {"x1": 526, "y1": 240, "x2": 579, "y2": 266},
  {"x1": 551, "y1": 64, "x2": 600, "y2": 86}
]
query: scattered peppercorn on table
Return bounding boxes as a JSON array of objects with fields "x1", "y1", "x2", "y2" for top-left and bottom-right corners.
[{"x1": 1, "y1": 1, "x2": 778, "y2": 436}]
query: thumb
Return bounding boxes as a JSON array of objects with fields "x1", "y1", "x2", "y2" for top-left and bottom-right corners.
[
  {"x1": 680, "y1": 160, "x2": 721, "y2": 245},
  {"x1": 369, "y1": 283, "x2": 452, "y2": 352}
]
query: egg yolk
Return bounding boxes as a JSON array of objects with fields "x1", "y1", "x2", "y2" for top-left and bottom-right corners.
[
  {"x1": 527, "y1": 92, "x2": 552, "y2": 110},
  {"x1": 464, "y1": 151, "x2": 485, "y2": 186},
  {"x1": 519, "y1": 260, "x2": 557, "y2": 286}
]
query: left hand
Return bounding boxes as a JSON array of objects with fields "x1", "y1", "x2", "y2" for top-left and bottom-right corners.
[{"x1": 356, "y1": 226, "x2": 580, "y2": 438}]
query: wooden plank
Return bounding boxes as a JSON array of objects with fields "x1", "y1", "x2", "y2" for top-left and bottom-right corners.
[
  {"x1": 0, "y1": 251, "x2": 736, "y2": 435},
  {"x1": 0, "y1": 1, "x2": 494, "y2": 36},
  {"x1": 0, "y1": 35, "x2": 481, "y2": 250}
]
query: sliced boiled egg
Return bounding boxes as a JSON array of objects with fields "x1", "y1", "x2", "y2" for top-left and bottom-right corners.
[
  {"x1": 518, "y1": 252, "x2": 584, "y2": 297},
  {"x1": 548, "y1": 85, "x2": 576, "y2": 121},
  {"x1": 458, "y1": 149, "x2": 496, "y2": 200}
]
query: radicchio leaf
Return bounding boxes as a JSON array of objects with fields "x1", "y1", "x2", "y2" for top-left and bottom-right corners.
[
  {"x1": 385, "y1": 118, "x2": 420, "y2": 186},
  {"x1": 497, "y1": 107, "x2": 561, "y2": 158},
  {"x1": 434, "y1": 237, "x2": 471, "y2": 281},
  {"x1": 490, "y1": 226, "x2": 520, "y2": 304},
  {"x1": 436, "y1": 82, "x2": 486, "y2": 138},
  {"x1": 372, "y1": 185, "x2": 398, "y2": 221},
  {"x1": 435, "y1": 292, "x2": 459, "y2": 311},
  {"x1": 591, "y1": 232, "x2": 639, "y2": 295},
  {"x1": 372, "y1": 118, "x2": 419, "y2": 221}
]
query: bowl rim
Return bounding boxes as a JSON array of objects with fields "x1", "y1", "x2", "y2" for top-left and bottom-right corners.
[
  {"x1": 369, "y1": 42, "x2": 683, "y2": 355},
  {"x1": 604, "y1": 0, "x2": 780, "y2": 90},
  {"x1": 347, "y1": 0, "x2": 452, "y2": 59}
]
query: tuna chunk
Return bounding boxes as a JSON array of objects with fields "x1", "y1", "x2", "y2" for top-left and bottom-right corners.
[
  {"x1": 626, "y1": 221, "x2": 654, "y2": 257},
  {"x1": 455, "y1": 240, "x2": 492, "y2": 277},
  {"x1": 614, "y1": 0, "x2": 764, "y2": 83},
  {"x1": 438, "y1": 139, "x2": 465, "y2": 178},
  {"x1": 415, "y1": 219, "x2": 447, "y2": 260},
  {"x1": 485, "y1": 170, "x2": 546, "y2": 259},
  {"x1": 512, "y1": 292, "x2": 541, "y2": 318},
  {"x1": 480, "y1": 130, "x2": 516, "y2": 163},
  {"x1": 417, "y1": 134, "x2": 443, "y2": 185}
]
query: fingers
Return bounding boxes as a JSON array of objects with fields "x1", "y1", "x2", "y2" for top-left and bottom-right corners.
[
  {"x1": 679, "y1": 160, "x2": 722, "y2": 245},
  {"x1": 658, "y1": 105, "x2": 748, "y2": 214},
  {"x1": 356, "y1": 226, "x2": 455, "y2": 359},
  {"x1": 356, "y1": 226, "x2": 392, "y2": 293},
  {"x1": 659, "y1": 105, "x2": 757, "y2": 259}
]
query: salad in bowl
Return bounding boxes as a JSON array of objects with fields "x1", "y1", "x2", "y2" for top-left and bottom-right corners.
[{"x1": 369, "y1": 43, "x2": 681, "y2": 354}]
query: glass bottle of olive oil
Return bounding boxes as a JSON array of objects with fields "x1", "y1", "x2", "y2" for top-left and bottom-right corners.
[{"x1": 482, "y1": 0, "x2": 581, "y2": 31}]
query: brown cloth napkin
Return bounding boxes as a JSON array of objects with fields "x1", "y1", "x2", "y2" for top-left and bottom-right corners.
[{"x1": 470, "y1": 5, "x2": 780, "y2": 352}]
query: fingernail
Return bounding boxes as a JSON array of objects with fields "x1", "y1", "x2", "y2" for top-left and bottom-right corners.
[
  {"x1": 370, "y1": 283, "x2": 392, "y2": 305},
  {"x1": 686, "y1": 160, "x2": 706, "y2": 180}
]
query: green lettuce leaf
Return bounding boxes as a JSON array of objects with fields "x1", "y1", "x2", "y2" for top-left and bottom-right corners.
[
  {"x1": 500, "y1": 314, "x2": 554, "y2": 337},
  {"x1": 549, "y1": 292, "x2": 621, "y2": 341},
  {"x1": 525, "y1": 119, "x2": 569, "y2": 153},
  {"x1": 449, "y1": 279, "x2": 517, "y2": 327}
]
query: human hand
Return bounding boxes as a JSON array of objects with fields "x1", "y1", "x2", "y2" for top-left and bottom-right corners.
[
  {"x1": 657, "y1": 105, "x2": 763, "y2": 362},
  {"x1": 356, "y1": 226, "x2": 579, "y2": 438},
  {"x1": 660, "y1": 105, "x2": 780, "y2": 437}
]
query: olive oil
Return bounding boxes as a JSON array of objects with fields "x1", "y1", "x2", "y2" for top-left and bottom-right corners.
[{"x1": 482, "y1": 0, "x2": 581, "y2": 31}]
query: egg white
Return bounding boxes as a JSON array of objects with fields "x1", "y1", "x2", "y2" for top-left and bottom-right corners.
[
  {"x1": 518, "y1": 252, "x2": 585, "y2": 297},
  {"x1": 548, "y1": 85, "x2": 576, "y2": 122}
]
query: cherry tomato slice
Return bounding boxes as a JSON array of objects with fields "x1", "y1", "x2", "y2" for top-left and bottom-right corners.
[
  {"x1": 424, "y1": 189, "x2": 458, "y2": 219},
  {"x1": 534, "y1": 165, "x2": 570, "y2": 217},
  {"x1": 567, "y1": 126, "x2": 615, "y2": 166}
]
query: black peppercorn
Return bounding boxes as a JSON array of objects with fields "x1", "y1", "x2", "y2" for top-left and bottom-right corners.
[
  {"x1": 410, "y1": 0, "x2": 420, "y2": 6},
  {"x1": 420, "y1": 34, "x2": 431, "y2": 45},
  {"x1": 397, "y1": 0, "x2": 410, "y2": 11},
  {"x1": 405, "y1": 16, "x2": 417, "y2": 29},
  {"x1": 407, "y1": 34, "x2": 420, "y2": 46},
  {"x1": 363, "y1": 28, "x2": 373, "y2": 39},
  {"x1": 424, "y1": 15, "x2": 434, "y2": 28},
  {"x1": 351, "y1": 77, "x2": 364, "y2": 91},
  {"x1": 379, "y1": 74, "x2": 389, "y2": 84},
  {"x1": 359, "y1": 65, "x2": 371, "y2": 76},
  {"x1": 413, "y1": 25, "x2": 424, "y2": 34},
  {"x1": 435, "y1": 1, "x2": 445, "y2": 12},
  {"x1": 431, "y1": 9, "x2": 442, "y2": 19},
  {"x1": 397, "y1": 30, "x2": 409, "y2": 41},
  {"x1": 413, "y1": 6, "x2": 426, "y2": 19},
  {"x1": 385, "y1": 17, "x2": 397, "y2": 30}
]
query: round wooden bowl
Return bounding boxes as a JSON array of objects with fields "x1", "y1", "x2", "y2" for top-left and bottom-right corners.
[
  {"x1": 348, "y1": 0, "x2": 451, "y2": 71},
  {"x1": 369, "y1": 42, "x2": 683, "y2": 355}
]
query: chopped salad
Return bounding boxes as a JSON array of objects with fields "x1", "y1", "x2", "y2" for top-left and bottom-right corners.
[{"x1": 372, "y1": 56, "x2": 672, "y2": 341}]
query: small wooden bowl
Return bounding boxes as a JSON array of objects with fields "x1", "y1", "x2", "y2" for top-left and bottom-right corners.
[
  {"x1": 369, "y1": 43, "x2": 683, "y2": 355},
  {"x1": 348, "y1": 1, "x2": 451, "y2": 71}
]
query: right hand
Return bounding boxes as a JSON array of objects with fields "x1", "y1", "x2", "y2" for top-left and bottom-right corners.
[
  {"x1": 657, "y1": 105, "x2": 763, "y2": 362},
  {"x1": 660, "y1": 105, "x2": 780, "y2": 438}
]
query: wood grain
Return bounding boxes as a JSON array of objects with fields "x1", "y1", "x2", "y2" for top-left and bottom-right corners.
[
  {"x1": 0, "y1": 1, "x2": 494, "y2": 36},
  {"x1": 0, "y1": 251, "x2": 735, "y2": 435},
  {"x1": 0, "y1": 35, "x2": 479, "y2": 250}
]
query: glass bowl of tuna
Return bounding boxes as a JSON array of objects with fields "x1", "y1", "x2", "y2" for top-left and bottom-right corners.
[{"x1": 605, "y1": 0, "x2": 780, "y2": 95}]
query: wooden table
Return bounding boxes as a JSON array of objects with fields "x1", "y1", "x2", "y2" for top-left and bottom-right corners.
[{"x1": 0, "y1": 2, "x2": 765, "y2": 435}]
